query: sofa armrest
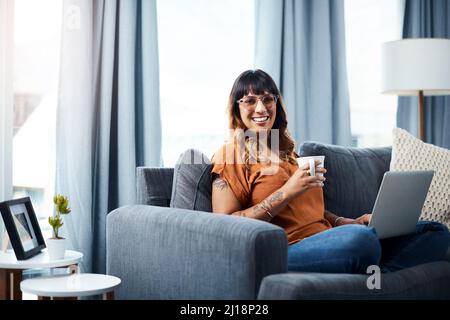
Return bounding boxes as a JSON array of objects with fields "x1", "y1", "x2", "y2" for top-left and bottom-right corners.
[{"x1": 106, "y1": 205, "x2": 288, "y2": 299}]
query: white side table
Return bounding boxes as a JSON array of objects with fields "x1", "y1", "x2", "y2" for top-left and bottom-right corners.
[
  {"x1": 20, "y1": 273, "x2": 121, "y2": 300},
  {"x1": 0, "y1": 249, "x2": 83, "y2": 300}
]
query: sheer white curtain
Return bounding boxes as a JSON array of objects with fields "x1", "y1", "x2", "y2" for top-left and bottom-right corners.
[
  {"x1": 0, "y1": 0, "x2": 13, "y2": 202},
  {"x1": 0, "y1": 0, "x2": 13, "y2": 250}
]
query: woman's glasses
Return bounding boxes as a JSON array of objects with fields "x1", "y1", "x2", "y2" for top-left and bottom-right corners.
[{"x1": 236, "y1": 94, "x2": 279, "y2": 109}]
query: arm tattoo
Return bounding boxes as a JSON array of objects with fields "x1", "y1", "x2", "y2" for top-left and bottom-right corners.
[
  {"x1": 213, "y1": 178, "x2": 228, "y2": 191},
  {"x1": 268, "y1": 191, "x2": 283, "y2": 202},
  {"x1": 253, "y1": 191, "x2": 283, "y2": 215}
]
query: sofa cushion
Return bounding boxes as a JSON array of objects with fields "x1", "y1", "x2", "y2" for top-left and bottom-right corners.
[
  {"x1": 136, "y1": 167, "x2": 174, "y2": 207},
  {"x1": 390, "y1": 128, "x2": 450, "y2": 228},
  {"x1": 170, "y1": 149, "x2": 213, "y2": 212},
  {"x1": 299, "y1": 142, "x2": 391, "y2": 219},
  {"x1": 257, "y1": 261, "x2": 450, "y2": 300}
]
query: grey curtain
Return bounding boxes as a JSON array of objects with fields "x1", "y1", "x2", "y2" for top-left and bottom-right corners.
[
  {"x1": 255, "y1": 0, "x2": 352, "y2": 147},
  {"x1": 397, "y1": 0, "x2": 450, "y2": 148},
  {"x1": 57, "y1": 0, "x2": 161, "y2": 273}
]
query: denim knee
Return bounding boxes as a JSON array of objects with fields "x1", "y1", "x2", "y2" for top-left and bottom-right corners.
[
  {"x1": 337, "y1": 225, "x2": 382, "y2": 271},
  {"x1": 380, "y1": 220, "x2": 450, "y2": 272},
  {"x1": 417, "y1": 220, "x2": 449, "y2": 233},
  {"x1": 287, "y1": 224, "x2": 382, "y2": 274}
]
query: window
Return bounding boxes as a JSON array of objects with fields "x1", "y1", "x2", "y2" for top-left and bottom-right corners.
[
  {"x1": 345, "y1": 0, "x2": 404, "y2": 147},
  {"x1": 157, "y1": 0, "x2": 255, "y2": 166},
  {"x1": 13, "y1": 0, "x2": 62, "y2": 236}
]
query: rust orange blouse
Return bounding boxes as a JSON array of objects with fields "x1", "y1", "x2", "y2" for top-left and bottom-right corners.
[{"x1": 211, "y1": 143, "x2": 331, "y2": 244}]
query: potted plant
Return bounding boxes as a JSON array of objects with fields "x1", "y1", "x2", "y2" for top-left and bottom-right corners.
[{"x1": 47, "y1": 195, "x2": 71, "y2": 260}]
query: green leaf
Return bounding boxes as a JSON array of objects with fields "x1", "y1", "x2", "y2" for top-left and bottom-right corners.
[{"x1": 50, "y1": 194, "x2": 71, "y2": 237}]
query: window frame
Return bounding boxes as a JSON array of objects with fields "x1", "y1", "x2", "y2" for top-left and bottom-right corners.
[
  {"x1": 344, "y1": 0, "x2": 404, "y2": 147},
  {"x1": 156, "y1": 0, "x2": 255, "y2": 167}
]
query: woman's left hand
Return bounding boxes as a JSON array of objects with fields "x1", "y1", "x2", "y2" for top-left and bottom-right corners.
[
  {"x1": 336, "y1": 213, "x2": 372, "y2": 226},
  {"x1": 354, "y1": 213, "x2": 372, "y2": 225}
]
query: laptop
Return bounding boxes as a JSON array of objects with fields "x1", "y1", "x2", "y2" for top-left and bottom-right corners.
[{"x1": 368, "y1": 170, "x2": 434, "y2": 239}]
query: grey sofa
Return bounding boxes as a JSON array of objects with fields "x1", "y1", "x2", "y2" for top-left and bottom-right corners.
[{"x1": 106, "y1": 142, "x2": 450, "y2": 299}]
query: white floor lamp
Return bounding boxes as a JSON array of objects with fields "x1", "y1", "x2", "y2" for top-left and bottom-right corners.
[{"x1": 381, "y1": 38, "x2": 450, "y2": 141}]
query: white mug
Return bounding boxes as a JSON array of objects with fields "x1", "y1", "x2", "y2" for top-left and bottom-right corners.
[{"x1": 297, "y1": 155, "x2": 325, "y2": 177}]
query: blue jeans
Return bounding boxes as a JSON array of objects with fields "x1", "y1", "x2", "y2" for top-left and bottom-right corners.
[{"x1": 287, "y1": 221, "x2": 450, "y2": 273}]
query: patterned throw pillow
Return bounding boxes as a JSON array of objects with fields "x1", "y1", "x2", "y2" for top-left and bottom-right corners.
[{"x1": 390, "y1": 128, "x2": 450, "y2": 228}]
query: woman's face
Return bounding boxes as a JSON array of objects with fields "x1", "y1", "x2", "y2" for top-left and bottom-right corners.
[{"x1": 237, "y1": 91, "x2": 277, "y2": 131}]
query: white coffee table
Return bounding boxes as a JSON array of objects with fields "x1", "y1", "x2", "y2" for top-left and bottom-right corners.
[
  {"x1": 0, "y1": 249, "x2": 83, "y2": 300},
  {"x1": 20, "y1": 273, "x2": 121, "y2": 300}
]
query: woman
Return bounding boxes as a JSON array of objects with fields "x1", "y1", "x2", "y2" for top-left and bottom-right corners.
[{"x1": 211, "y1": 69, "x2": 450, "y2": 274}]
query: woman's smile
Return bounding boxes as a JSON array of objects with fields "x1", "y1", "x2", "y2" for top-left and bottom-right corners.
[{"x1": 252, "y1": 115, "x2": 270, "y2": 125}]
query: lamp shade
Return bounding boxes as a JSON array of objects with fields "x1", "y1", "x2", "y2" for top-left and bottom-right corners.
[{"x1": 381, "y1": 38, "x2": 450, "y2": 96}]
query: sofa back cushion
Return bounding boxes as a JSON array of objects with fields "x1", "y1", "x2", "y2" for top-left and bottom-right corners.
[
  {"x1": 170, "y1": 149, "x2": 213, "y2": 212},
  {"x1": 136, "y1": 167, "x2": 174, "y2": 207},
  {"x1": 299, "y1": 142, "x2": 391, "y2": 219}
]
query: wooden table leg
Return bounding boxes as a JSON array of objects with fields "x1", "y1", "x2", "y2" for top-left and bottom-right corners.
[
  {"x1": 0, "y1": 269, "x2": 22, "y2": 300},
  {"x1": 38, "y1": 296, "x2": 77, "y2": 300},
  {"x1": 53, "y1": 296, "x2": 77, "y2": 300},
  {"x1": 68, "y1": 264, "x2": 79, "y2": 274},
  {"x1": 50, "y1": 263, "x2": 79, "y2": 275},
  {"x1": 103, "y1": 291, "x2": 114, "y2": 300},
  {"x1": 0, "y1": 269, "x2": 8, "y2": 300}
]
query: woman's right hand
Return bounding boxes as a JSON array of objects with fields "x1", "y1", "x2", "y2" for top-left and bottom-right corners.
[{"x1": 281, "y1": 160, "x2": 326, "y2": 199}]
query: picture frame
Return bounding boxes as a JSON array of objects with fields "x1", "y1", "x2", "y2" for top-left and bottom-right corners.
[{"x1": 0, "y1": 197, "x2": 46, "y2": 260}]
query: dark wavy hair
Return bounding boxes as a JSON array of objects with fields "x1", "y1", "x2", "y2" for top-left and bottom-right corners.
[{"x1": 227, "y1": 69, "x2": 298, "y2": 164}]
